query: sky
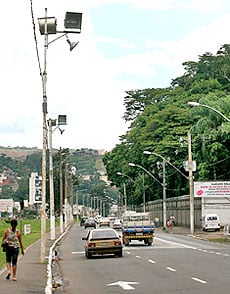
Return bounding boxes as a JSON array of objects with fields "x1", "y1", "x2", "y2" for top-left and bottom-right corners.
[{"x1": 0, "y1": 0, "x2": 229, "y2": 152}]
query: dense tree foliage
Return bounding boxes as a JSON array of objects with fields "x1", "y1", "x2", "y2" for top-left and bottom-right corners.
[{"x1": 103, "y1": 44, "x2": 230, "y2": 207}]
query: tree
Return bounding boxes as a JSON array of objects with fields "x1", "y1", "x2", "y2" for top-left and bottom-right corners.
[{"x1": 103, "y1": 44, "x2": 230, "y2": 208}]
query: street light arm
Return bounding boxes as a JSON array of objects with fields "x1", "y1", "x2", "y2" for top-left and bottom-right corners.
[
  {"x1": 188, "y1": 102, "x2": 230, "y2": 122},
  {"x1": 117, "y1": 171, "x2": 134, "y2": 182},
  {"x1": 129, "y1": 163, "x2": 163, "y2": 187},
  {"x1": 143, "y1": 151, "x2": 188, "y2": 180}
]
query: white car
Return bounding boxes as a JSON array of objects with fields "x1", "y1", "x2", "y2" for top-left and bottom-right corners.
[{"x1": 112, "y1": 219, "x2": 122, "y2": 230}]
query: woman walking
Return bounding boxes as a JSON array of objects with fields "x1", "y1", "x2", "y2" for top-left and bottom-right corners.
[{"x1": 2, "y1": 218, "x2": 24, "y2": 281}]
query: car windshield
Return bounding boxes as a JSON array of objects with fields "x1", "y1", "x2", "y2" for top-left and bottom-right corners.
[
  {"x1": 91, "y1": 230, "x2": 118, "y2": 240},
  {"x1": 87, "y1": 218, "x2": 94, "y2": 222}
]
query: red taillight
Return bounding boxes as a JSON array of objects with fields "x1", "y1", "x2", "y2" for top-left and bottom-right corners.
[
  {"x1": 114, "y1": 240, "x2": 122, "y2": 246},
  {"x1": 88, "y1": 242, "x2": 96, "y2": 248}
]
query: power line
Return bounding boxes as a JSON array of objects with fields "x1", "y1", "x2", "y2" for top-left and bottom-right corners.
[{"x1": 30, "y1": 0, "x2": 43, "y2": 80}]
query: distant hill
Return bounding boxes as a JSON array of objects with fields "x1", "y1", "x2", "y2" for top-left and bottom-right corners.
[{"x1": 0, "y1": 147, "x2": 41, "y2": 161}]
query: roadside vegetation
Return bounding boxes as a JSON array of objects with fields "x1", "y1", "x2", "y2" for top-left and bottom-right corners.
[
  {"x1": 103, "y1": 44, "x2": 230, "y2": 207},
  {"x1": 0, "y1": 219, "x2": 50, "y2": 270}
]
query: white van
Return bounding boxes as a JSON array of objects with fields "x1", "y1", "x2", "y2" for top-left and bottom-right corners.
[{"x1": 202, "y1": 214, "x2": 220, "y2": 232}]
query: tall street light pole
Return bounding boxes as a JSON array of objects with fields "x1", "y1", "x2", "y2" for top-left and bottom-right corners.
[
  {"x1": 187, "y1": 101, "x2": 230, "y2": 234},
  {"x1": 117, "y1": 171, "x2": 134, "y2": 212},
  {"x1": 117, "y1": 172, "x2": 135, "y2": 210},
  {"x1": 143, "y1": 152, "x2": 167, "y2": 229},
  {"x1": 143, "y1": 151, "x2": 192, "y2": 233},
  {"x1": 129, "y1": 163, "x2": 163, "y2": 214},
  {"x1": 48, "y1": 118, "x2": 55, "y2": 240},
  {"x1": 162, "y1": 159, "x2": 166, "y2": 229},
  {"x1": 59, "y1": 148, "x2": 64, "y2": 233},
  {"x1": 40, "y1": 8, "x2": 49, "y2": 263},
  {"x1": 187, "y1": 130, "x2": 194, "y2": 235},
  {"x1": 48, "y1": 116, "x2": 67, "y2": 240},
  {"x1": 38, "y1": 9, "x2": 82, "y2": 262}
]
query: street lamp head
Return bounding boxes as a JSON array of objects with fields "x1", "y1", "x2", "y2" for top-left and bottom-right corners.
[
  {"x1": 58, "y1": 115, "x2": 67, "y2": 125},
  {"x1": 188, "y1": 101, "x2": 200, "y2": 107},
  {"x1": 64, "y1": 12, "x2": 82, "y2": 33},
  {"x1": 38, "y1": 16, "x2": 57, "y2": 35},
  {"x1": 129, "y1": 163, "x2": 136, "y2": 167},
  {"x1": 143, "y1": 151, "x2": 152, "y2": 155},
  {"x1": 58, "y1": 127, "x2": 65, "y2": 135},
  {"x1": 65, "y1": 34, "x2": 79, "y2": 51}
]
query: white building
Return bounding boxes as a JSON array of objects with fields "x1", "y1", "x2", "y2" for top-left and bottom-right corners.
[{"x1": 29, "y1": 172, "x2": 42, "y2": 206}]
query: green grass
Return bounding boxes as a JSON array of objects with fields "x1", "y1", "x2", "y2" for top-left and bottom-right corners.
[{"x1": 0, "y1": 219, "x2": 51, "y2": 270}]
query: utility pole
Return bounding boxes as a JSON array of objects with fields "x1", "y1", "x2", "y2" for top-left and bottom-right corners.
[
  {"x1": 188, "y1": 130, "x2": 194, "y2": 235},
  {"x1": 142, "y1": 173, "x2": 146, "y2": 213},
  {"x1": 48, "y1": 119, "x2": 55, "y2": 240},
  {"x1": 162, "y1": 159, "x2": 167, "y2": 229},
  {"x1": 59, "y1": 148, "x2": 64, "y2": 233},
  {"x1": 123, "y1": 182, "x2": 127, "y2": 212},
  {"x1": 40, "y1": 8, "x2": 48, "y2": 263}
]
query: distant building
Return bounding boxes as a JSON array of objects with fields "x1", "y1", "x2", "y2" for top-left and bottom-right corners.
[
  {"x1": 29, "y1": 172, "x2": 42, "y2": 206},
  {"x1": 0, "y1": 199, "x2": 13, "y2": 217}
]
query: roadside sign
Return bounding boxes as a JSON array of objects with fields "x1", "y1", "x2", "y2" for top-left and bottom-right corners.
[
  {"x1": 194, "y1": 181, "x2": 230, "y2": 197},
  {"x1": 183, "y1": 160, "x2": 196, "y2": 171}
]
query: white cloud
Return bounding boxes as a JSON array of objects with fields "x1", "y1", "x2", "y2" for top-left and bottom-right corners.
[{"x1": 0, "y1": 0, "x2": 229, "y2": 151}]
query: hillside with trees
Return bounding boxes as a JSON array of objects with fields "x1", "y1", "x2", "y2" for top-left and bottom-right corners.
[
  {"x1": 0, "y1": 148, "x2": 117, "y2": 215},
  {"x1": 103, "y1": 44, "x2": 230, "y2": 208}
]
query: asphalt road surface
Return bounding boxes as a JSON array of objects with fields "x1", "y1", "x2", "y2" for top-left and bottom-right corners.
[{"x1": 56, "y1": 223, "x2": 230, "y2": 294}]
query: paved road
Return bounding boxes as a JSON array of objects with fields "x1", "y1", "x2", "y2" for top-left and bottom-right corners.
[{"x1": 56, "y1": 224, "x2": 230, "y2": 294}]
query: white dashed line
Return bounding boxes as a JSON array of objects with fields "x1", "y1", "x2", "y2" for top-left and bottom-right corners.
[
  {"x1": 135, "y1": 255, "x2": 141, "y2": 259},
  {"x1": 192, "y1": 277, "x2": 207, "y2": 284},
  {"x1": 72, "y1": 251, "x2": 84, "y2": 254},
  {"x1": 148, "y1": 259, "x2": 156, "y2": 264}
]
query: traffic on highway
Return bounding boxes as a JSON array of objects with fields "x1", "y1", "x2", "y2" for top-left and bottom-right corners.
[{"x1": 54, "y1": 216, "x2": 230, "y2": 294}]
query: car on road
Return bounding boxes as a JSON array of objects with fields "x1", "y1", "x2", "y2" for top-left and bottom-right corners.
[
  {"x1": 82, "y1": 228, "x2": 123, "y2": 259},
  {"x1": 99, "y1": 217, "x2": 110, "y2": 227},
  {"x1": 112, "y1": 219, "x2": 122, "y2": 230},
  {"x1": 84, "y1": 217, "x2": 96, "y2": 229},
  {"x1": 80, "y1": 216, "x2": 89, "y2": 226}
]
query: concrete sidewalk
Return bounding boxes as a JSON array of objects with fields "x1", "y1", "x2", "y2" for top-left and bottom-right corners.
[{"x1": 0, "y1": 232, "x2": 59, "y2": 294}]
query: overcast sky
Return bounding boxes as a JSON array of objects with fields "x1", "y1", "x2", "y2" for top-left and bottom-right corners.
[{"x1": 0, "y1": 0, "x2": 229, "y2": 151}]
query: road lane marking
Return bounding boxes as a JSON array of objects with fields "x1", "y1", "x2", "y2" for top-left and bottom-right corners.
[
  {"x1": 107, "y1": 281, "x2": 140, "y2": 290},
  {"x1": 72, "y1": 251, "x2": 84, "y2": 254},
  {"x1": 154, "y1": 237, "x2": 196, "y2": 249},
  {"x1": 192, "y1": 277, "x2": 207, "y2": 284},
  {"x1": 135, "y1": 255, "x2": 141, "y2": 259},
  {"x1": 126, "y1": 251, "x2": 131, "y2": 255},
  {"x1": 148, "y1": 259, "x2": 156, "y2": 264}
]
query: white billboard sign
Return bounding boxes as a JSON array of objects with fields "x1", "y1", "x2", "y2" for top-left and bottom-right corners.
[
  {"x1": 194, "y1": 181, "x2": 230, "y2": 197},
  {"x1": 0, "y1": 199, "x2": 14, "y2": 213}
]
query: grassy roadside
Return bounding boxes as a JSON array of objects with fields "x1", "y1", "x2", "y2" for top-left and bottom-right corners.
[{"x1": 0, "y1": 219, "x2": 50, "y2": 270}]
